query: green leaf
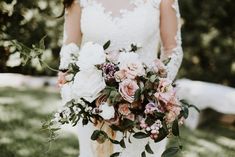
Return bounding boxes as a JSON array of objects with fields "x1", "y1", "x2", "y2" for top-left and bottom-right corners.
[
  {"x1": 134, "y1": 88, "x2": 141, "y2": 101},
  {"x1": 91, "y1": 130, "x2": 100, "y2": 140},
  {"x1": 141, "y1": 151, "x2": 146, "y2": 157},
  {"x1": 133, "y1": 132, "x2": 148, "y2": 139},
  {"x1": 109, "y1": 138, "x2": 120, "y2": 144},
  {"x1": 182, "y1": 106, "x2": 189, "y2": 119},
  {"x1": 110, "y1": 152, "x2": 121, "y2": 157},
  {"x1": 189, "y1": 104, "x2": 200, "y2": 113},
  {"x1": 161, "y1": 147, "x2": 180, "y2": 157},
  {"x1": 121, "y1": 118, "x2": 135, "y2": 130},
  {"x1": 163, "y1": 58, "x2": 171, "y2": 66},
  {"x1": 103, "y1": 40, "x2": 111, "y2": 50},
  {"x1": 120, "y1": 139, "x2": 126, "y2": 148},
  {"x1": 145, "y1": 143, "x2": 154, "y2": 154},
  {"x1": 172, "y1": 119, "x2": 179, "y2": 136},
  {"x1": 82, "y1": 118, "x2": 89, "y2": 125},
  {"x1": 110, "y1": 125, "x2": 121, "y2": 131}
]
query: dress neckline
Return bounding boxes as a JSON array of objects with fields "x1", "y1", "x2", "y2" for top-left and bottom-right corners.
[{"x1": 86, "y1": 0, "x2": 150, "y2": 24}]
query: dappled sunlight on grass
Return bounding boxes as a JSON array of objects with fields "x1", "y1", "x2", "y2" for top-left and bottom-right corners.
[{"x1": 0, "y1": 87, "x2": 79, "y2": 157}]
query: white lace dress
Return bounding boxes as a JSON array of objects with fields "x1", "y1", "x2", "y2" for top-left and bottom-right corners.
[{"x1": 60, "y1": 0, "x2": 183, "y2": 156}]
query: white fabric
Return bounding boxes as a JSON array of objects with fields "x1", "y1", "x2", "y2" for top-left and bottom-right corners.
[{"x1": 62, "y1": 0, "x2": 184, "y2": 156}]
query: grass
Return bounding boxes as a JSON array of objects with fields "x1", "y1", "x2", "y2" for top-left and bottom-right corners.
[{"x1": 0, "y1": 87, "x2": 234, "y2": 157}]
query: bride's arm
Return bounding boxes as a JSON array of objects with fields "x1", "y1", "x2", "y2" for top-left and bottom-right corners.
[
  {"x1": 58, "y1": 1, "x2": 82, "y2": 84},
  {"x1": 63, "y1": 1, "x2": 82, "y2": 45},
  {"x1": 159, "y1": 0, "x2": 183, "y2": 81}
]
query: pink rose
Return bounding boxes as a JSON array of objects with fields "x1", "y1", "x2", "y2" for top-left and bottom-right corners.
[
  {"x1": 119, "y1": 79, "x2": 139, "y2": 103},
  {"x1": 157, "y1": 78, "x2": 172, "y2": 93},
  {"x1": 123, "y1": 63, "x2": 145, "y2": 79},
  {"x1": 118, "y1": 103, "x2": 131, "y2": 116},
  {"x1": 154, "y1": 90, "x2": 175, "y2": 104},
  {"x1": 118, "y1": 52, "x2": 145, "y2": 79},
  {"x1": 152, "y1": 59, "x2": 167, "y2": 77},
  {"x1": 114, "y1": 70, "x2": 127, "y2": 82}
]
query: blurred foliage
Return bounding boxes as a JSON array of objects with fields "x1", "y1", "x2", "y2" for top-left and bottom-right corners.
[
  {"x1": 0, "y1": 0, "x2": 63, "y2": 75},
  {"x1": 179, "y1": 0, "x2": 235, "y2": 87},
  {"x1": 0, "y1": 0, "x2": 235, "y2": 86}
]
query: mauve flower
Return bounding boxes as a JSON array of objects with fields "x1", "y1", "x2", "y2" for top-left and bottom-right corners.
[
  {"x1": 101, "y1": 62, "x2": 118, "y2": 82},
  {"x1": 118, "y1": 103, "x2": 131, "y2": 116},
  {"x1": 144, "y1": 102, "x2": 159, "y2": 114},
  {"x1": 119, "y1": 79, "x2": 139, "y2": 103}
]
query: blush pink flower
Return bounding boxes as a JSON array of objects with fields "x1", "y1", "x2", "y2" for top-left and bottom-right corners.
[
  {"x1": 154, "y1": 90, "x2": 175, "y2": 105},
  {"x1": 123, "y1": 62, "x2": 145, "y2": 79},
  {"x1": 119, "y1": 79, "x2": 139, "y2": 103},
  {"x1": 114, "y1": 70, "x2": 127, "y2": 82},
  {"x1": 152, "y1": 59, "x2": 167, "y2": 77},
  {"x1": 118, "y1": 103, "x2": 131, "y2": 116}
]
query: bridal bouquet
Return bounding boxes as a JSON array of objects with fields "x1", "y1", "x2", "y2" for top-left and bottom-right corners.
[{"x1": 42, "y1": 41, "x2": 198, "y2": 157}]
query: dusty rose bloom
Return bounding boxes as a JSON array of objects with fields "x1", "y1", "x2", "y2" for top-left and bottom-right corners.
[
  {"x1": 114, "y1": 70, "x2": 127, "y2": 82},
  {"x1": 157, "y1": 78, "x2": 172, "y2": 93},
  {"x1": 118, "y1": 103, "x2": 131, "y2": 116},
  {"x1": 119, "y1": 79, "x2": 139, "y2": 103},
  {"x1": 123, "y1": 63, "x2": 145, "y2": 79},
  {"x1": 152, "y1": 59, "x2": 167, "y2": 77},
  {"x1": 154, "y1": 90, "x2": 175, "y2": 105}
]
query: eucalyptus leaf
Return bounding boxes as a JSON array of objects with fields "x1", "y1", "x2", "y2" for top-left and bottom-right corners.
[
  {"x1": 145, "y1": 143, "x2": 154, "y2": 154},
  {"x1": 110, "y1": 152, "x2": 121, "y2": 157},
  {"x1": 161, "y1": 147, "x2": 180, "y2": 157},
  {"x1": 103, "y1": 40, "x2": 111, "y2": 50},
  {"x1": 133, "y1": 132, "x2": 148, "y2": 139},
  {"x1": 91, "y1": 130, "x2": 100, "y2": 140},
  {"x1": 120, "y1": 139, "x2": 126, "y2": 148},
  {"x1": 141, "y1": 151, "x2": 146, "y2": 157},
  {"x1": 172, "y1": 119, "x2": 179, "y2": 136}
]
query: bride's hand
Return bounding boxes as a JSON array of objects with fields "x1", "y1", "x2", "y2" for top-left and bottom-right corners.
[{"x1": 57, "y1": 71, "x2": 67, "y2": 87}]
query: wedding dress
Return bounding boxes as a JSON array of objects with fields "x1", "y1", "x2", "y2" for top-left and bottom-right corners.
[{"x1": 60, "y1": 0, "x2": 183, "y2": 156}]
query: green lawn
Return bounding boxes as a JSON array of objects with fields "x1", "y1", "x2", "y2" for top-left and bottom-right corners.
[{"x1": 0, "y1": 87, "x2": 234, "y2": 157}]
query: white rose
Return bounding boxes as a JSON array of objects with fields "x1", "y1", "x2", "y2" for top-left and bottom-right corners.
[
  {"x1": 72, "y1": 67, "x2": 106, "y2": 102},
  {"x1": 60, "y1": 82, "x2": 74, "y2": 104},
  {"x1": 76, "y1": 42, "x2": 106, "y2": 70},
  {"x1": 59, "y1": 43, "x2": 80, "y2": 69},
  {"x1": 99, "y1": 102, "x2": 115, "y2": 120},
  {"x1": 118, "y1": 52, "x2": 145, "y2": 79}
]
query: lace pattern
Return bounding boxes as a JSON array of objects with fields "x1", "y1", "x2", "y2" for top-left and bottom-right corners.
[{"x1": 160, "y1": 0, "x2": 183, "y2": 81}]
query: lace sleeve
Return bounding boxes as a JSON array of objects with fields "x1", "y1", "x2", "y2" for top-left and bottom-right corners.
[
  {"x1": 59, "y1": 1, "x2": 82, "y2": 70},
  {"x1": 159, "y1": 0, "x2": 183, "y2": 81}
]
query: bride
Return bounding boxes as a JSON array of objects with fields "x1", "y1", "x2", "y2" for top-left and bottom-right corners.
[{"x1": 58, "y1": 0, "x2": 183, "y2": 156}]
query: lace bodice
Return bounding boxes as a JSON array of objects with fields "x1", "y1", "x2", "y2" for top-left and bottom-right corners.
[{"x1": 61, "y1": 0, "x2": 183, "y2": 81}]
